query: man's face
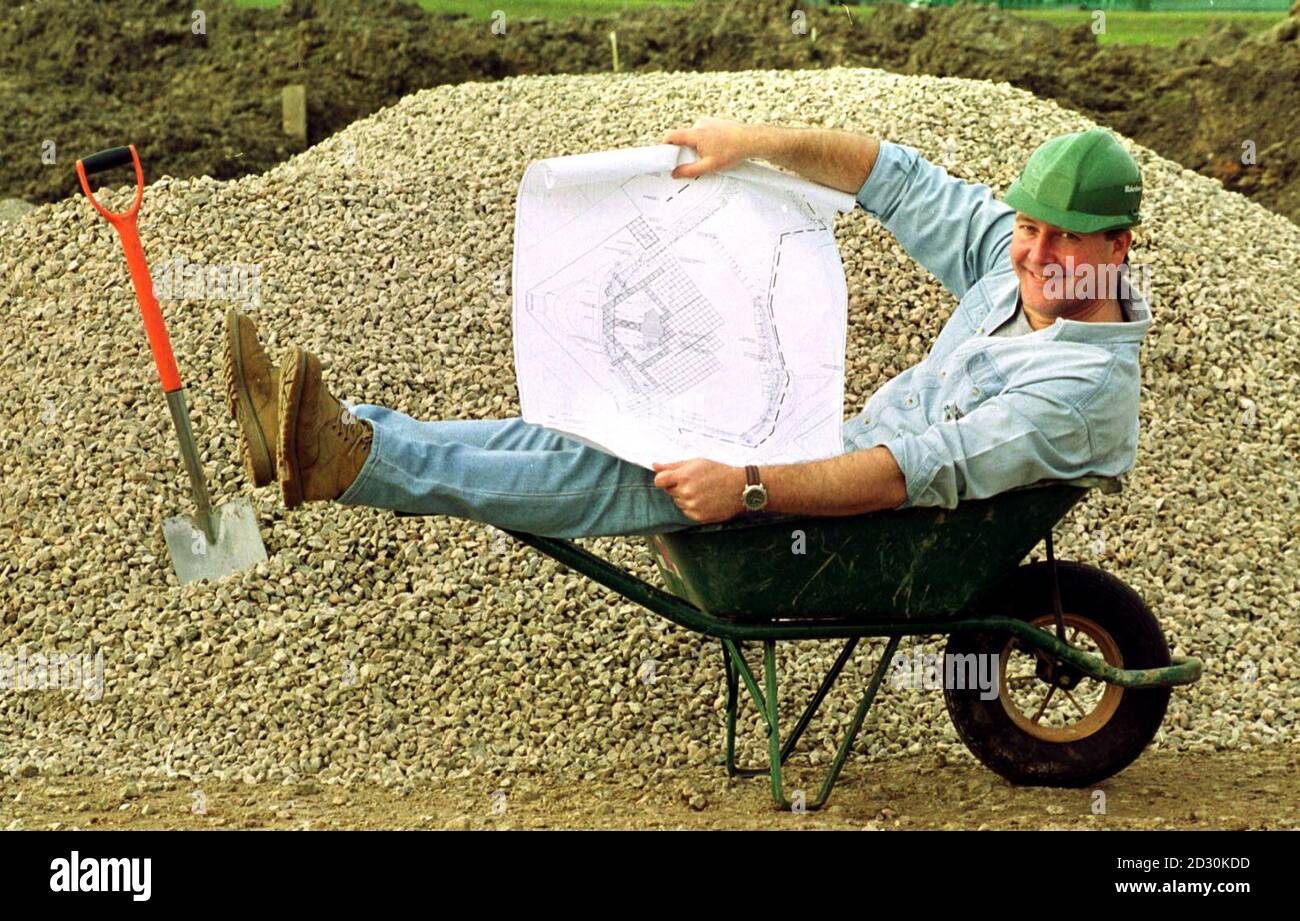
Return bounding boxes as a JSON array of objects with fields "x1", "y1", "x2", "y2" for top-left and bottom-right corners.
[{"x1": 1010, "y1": 214, "x2": 1131, "y2": 320}]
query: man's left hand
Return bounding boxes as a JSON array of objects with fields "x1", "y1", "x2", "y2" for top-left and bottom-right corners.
[{"x1": 651, "y1": 459, "x2": 744, "y2": 524}]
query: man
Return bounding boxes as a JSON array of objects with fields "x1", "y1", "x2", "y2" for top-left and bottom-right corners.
[{"x1": 223, "y1": 122, "x2": 1148, "y2": 537}]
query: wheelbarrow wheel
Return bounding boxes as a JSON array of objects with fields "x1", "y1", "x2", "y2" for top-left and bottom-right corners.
[{"x1": 942, "y1": 561, "x2": 1171, "y2": 787}]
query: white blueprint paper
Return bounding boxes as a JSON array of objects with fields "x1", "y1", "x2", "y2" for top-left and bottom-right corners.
[{"x1": 512, "y1": 144, "x2": 855, "y2": 470}]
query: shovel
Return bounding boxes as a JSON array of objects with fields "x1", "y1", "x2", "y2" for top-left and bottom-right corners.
[{"x1": 76, "y1": 144, "x2": 268, "y2": 584}]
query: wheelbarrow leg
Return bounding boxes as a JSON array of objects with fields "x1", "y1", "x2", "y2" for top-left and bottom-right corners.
[
  {"x1": 763, "y1": 641, "x2": 785, "y2": 806},
  {"x1": 784, "y1": 638, "x2": 860, "y2": 758},
  {"x1": 721, "y1": 640, "x2": 775, "y2": 778},
  {"x1": 763, "y1": 637, "x2": 900, "y2": 811},
  {"x1": 720, "y1": 636, "x2": 899, "y2": 810},
  {"x1": 722, "y1": 637, "x2": 861, "y2": 777},
  {"x1": 722, "y1": 641, "x2": 749, "y2": 776},
  {"x1": 807, "y1": 635, "x2": 900, "y2": 810}
]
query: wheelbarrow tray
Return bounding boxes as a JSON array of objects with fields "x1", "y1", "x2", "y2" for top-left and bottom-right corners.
[{"x1": 645, "y1": 476, "x2": 1112, "y2": 622}]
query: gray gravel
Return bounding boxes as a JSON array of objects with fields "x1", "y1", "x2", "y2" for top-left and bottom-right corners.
[{"x1": 0, "y1": 67, "x2": 1296, "y2": 790}]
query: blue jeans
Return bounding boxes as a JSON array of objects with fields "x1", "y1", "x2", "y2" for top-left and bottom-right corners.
[
  {"x1": 338, "y1": 405, "x2": 868, "y2": 538},
  {"x1": 336, "y1": 405, "x2": 704, "y2": 538}
]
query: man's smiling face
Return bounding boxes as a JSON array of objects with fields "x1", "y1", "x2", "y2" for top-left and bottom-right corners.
[{"x1": 1010, "y1": 214, "x2": 1132, "y2": 322}]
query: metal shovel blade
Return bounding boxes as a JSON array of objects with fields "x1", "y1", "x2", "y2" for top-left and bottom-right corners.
[{"x1": 163, "y1": 497, "x2": 268, "y2": 585}]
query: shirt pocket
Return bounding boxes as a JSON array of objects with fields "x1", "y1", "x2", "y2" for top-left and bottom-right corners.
[{"x1": 940, "y1": 351, "x2": 1006, "y2": 421}]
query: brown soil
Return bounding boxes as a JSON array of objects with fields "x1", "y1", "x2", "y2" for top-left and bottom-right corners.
[
  {"x1": 2, "y1": 0, "x2": 1298, "y2": 226},
  {"x1": 6, "y1": 744, "x2": 1297, "y2": 830}
]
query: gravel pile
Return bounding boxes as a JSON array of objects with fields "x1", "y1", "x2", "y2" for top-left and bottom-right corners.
[{"x1": 1, "y1": 67, "x2": 1296, "y2": 792}]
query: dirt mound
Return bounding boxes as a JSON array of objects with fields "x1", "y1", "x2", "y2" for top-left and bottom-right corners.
[
  {"x1": 0, "y1": 0, "x2": 485, "y2": 205},
  {"x1": 854, "y1": 4, "x2": 1110, "y2": 106},
  {"x1": 2, "y1": 0, "x2": 1297, "y2": 226},
  {"x1": 1171, "y1": 20, "x2": 1252, "y2": 66},
  {"x1": 1124, "y1": 16, "x2": 1300, "y2": 219}
]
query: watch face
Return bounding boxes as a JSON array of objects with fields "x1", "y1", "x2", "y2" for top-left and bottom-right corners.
[{"x1": 742, "y1": 484, "x2": 767, "y2": 511}]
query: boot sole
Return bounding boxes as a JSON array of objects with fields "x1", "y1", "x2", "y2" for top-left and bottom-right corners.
[
  {"x1": 278, "y1": 348, "x2": 307, "y2": 510},
  {"x1": 223, "y1": 309, "x2": 274, "y2": 488}
]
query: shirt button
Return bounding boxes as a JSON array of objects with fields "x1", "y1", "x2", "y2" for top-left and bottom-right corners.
[
  {"x1": 971, "y1": 387, "x2": 980, "y2": 396},
  {"x1": 977, "y1": 327, "x2": 984, "y2": 334},
  {"x1": 940, "y1": 371, "x2": 947, "y2": 378}
]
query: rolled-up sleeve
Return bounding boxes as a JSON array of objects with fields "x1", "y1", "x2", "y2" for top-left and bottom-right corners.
[
  {"x1": 856, "y1": 141, "x2": 1016, "y2": 301},
  {"x1": 880, "y1": 387, "x2": 1097, "y2": 510}
]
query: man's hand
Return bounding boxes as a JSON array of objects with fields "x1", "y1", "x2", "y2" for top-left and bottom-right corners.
[
  {"x1": 662, "y1": 117, "x2": 757, "y2": 180},
  {"x1": 652, "y1": 459, "x2": 745, "y2": 524}
]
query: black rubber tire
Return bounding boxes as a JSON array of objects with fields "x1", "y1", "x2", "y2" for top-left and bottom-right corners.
[{"x1": 943, "y1": 561, "x2": 1171, "y2": 787}]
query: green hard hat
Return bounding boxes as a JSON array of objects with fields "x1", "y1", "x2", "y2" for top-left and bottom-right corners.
[{"x1": 1002, "y1": 128, "x2": 1142, "y2": 234}]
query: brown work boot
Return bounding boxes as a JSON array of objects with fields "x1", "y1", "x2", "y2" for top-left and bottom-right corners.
[
  {"x1": 277, "y1": 347, "x2": 373, "y2": 508},
  {"x1": 223, "y1": 309, "x2": 279, "y2": 487}
]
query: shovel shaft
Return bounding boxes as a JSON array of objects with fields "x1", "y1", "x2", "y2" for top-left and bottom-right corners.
[
  {"x1": 165, "y1": 388, "x2": 217, "y2": 544},
  {"x1": 116, "y1": 217, "x2": 182, "y2": 393}
]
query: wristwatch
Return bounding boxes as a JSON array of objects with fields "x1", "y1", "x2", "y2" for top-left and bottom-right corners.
[{"x1": 741, "y1": 465, "x2": 768, "y2": 512}]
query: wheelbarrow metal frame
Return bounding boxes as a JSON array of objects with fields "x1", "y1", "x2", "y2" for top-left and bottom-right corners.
[
  {"x1": 492, "y1": 474, "x2": 1201, "y2": 810},
  {"x1": 503, "y1": 532, "x2": 1201, "y2": 811}
]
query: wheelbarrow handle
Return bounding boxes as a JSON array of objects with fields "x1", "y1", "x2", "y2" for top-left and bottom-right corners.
[{"x1": 75, "y1": 144, "x2": 183, "y2": 394}]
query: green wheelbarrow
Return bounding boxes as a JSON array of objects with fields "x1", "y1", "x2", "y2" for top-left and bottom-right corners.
[{"x1": 406, "y1": 475, "x2": 1202, "y2": 811}]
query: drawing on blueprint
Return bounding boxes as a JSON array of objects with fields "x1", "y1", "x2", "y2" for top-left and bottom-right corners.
[{"x1": 512, "y1": 144, "x2": 856, "y2": 469}]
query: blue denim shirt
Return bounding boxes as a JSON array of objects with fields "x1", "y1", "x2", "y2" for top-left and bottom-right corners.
[{"x1": 843, "y1": 141, "x2": 1152, "y2": 510}]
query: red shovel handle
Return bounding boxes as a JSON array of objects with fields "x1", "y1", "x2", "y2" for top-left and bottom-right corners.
[{"x1": 76, "y1": 144, "x2": 182, "y2": 394}]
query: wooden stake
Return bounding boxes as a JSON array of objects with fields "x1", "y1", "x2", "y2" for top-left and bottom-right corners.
[{"x1": 282, "y1": 85, "x2": 307, "y2": 146}]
